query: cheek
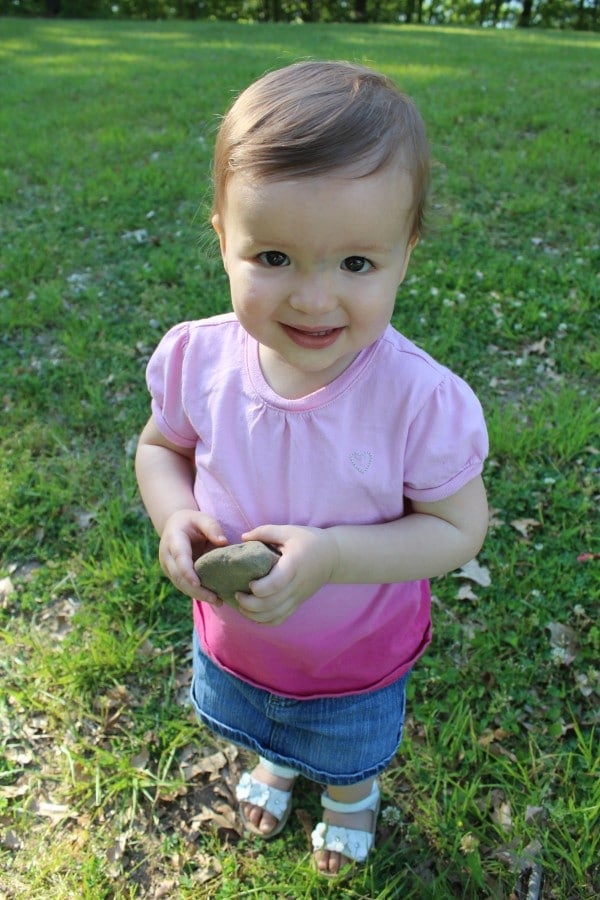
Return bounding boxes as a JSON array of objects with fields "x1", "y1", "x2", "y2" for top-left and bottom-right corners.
[
  {"x1": 228, "y1": 273, "x2": 273, "y2": 323},
  {"x1": 350, "y1": 282, "x2": 396, "y2": 330}
]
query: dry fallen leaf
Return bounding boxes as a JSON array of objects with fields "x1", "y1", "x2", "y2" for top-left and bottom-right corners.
[
  {"x1": 524, "y1": 338, "x2": 549, "y2": 356},
  {"x1": 182, "y1": 749, "x2": 228, "y2": 782},
  {"x1": 0, "y1": 829, "x2": 23, "y2": 851},
  {"x1": 152, "y1": 879, "x2": 178, "y2": 900},
  {"x1": 192, "y1": 851, "x2": 223, "y2": 886},
  {"x1": 487, "y1": 507, "x2": 505, "y2": 530},
  {"x1": 456, "y1": 583, "x2": 479, "y2": 602},
  {"x1": 478, "y1": 728, "x2": 511, "y2": 748},
  {"x1": 130, "y1": 747, "x2": 150, "y2": 770},
  {"x1": 0, "y1": 782, "x2": 30, "y2": 800},
  {"x1": 5, "y1": 746, "x2": 34, "y2": 766},
  {"x1": 525, "y1": 805, "x2": 545, "y2": 823},
  {"x1": 191, "y1": 801, "x2": 239, "y2": 836},
  {"x1": 29, "y1": 797, "x2": 77, "y2": 825},
  {"x1": 0, "y1": 576, "x2": 16, "y2": 603},
  {"x1": 510, "y1": 518, "x2": 540, "y2": 539},
  {"x1": 452, "y1": 559, "x2": 491, "y2": 587},
  {"x1": 106, "y1": 831, "x2": 129, "y2": 878},
  {"x1": 492, "y1": 799, "x2": 513, "y2": 832}
]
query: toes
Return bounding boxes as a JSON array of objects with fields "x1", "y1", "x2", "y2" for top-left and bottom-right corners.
[
  {"x1": 242, "y1": 802, "x2": 277, "y2": 834},
  {"x1": 315, "y1": 850, "x2": 347, "y2": 876}
]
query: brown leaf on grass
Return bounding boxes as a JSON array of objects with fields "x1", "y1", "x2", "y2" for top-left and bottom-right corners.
[
  {"x1": 22, "y1": 715, "x2": 49, "y2": 741},
  {"x1": 191, "y1": 801, "x2": 239, "y2": 835},
  {"x1": 103, "y1": 684, "x2": 135, "y2": 708},
  {"x1": 524, "y1": 338, "x2": 549, "y2": 356},
  {"x1": 487, "y1": 507, "x2": 505, "y2": 530},
  {"x1": 478, "y1": 729, "x2": 518, "y2": 762},
  {"x1": 181, "y1": 749, "x2": 228, "y2": 782},
  {"x1": 74, "y1": 508, "x2": 97, "y2": 530},
  {"x1": 525, "y1": 805, "x2": 545, "y2": 823},
  {"x1": 97, "y1": 685, "x2": 136, "y2": 733},
  {"x1": 106, "y1": 831, "x2": 129, "y2": 878},
  {"x1": 456, "y1": 583, "x2": 479, "y2": 602},
  {"x1": 0, "y1": 781, "x2": 30, "y2": 799},
  {"x1": 5, "y1": 746, "x2": 34, "y2": 766},
  {"x1": 492, "y1": 799, "x2": 513, "y2": 832},
  {"x1": 38, "y1": 597, "x2": 79, "y2": 640},
  {"x1": 478, "y1": 728, "x2": 511, "y2": 748},
  {"x1": 29, "y1": 796, "x2": 77, "y2": 825},
  {"x1": 191, "y1": 851, "x2": 223, "y2": 886},
  {"x1": 510, "y1": 518, "x2": 540, "y2": 540},
  {"x1": 452, "y1": 559, "x2": 491, "y2": 587},
  {"x1": 1, "y1": 829, "x2": 23, "y2": 851},
  {"x1": 151, "y1": 879, "x2": 178, "y2": 900},
  {"x1": 0, "y1": 576, "x2": 16, "y2": 605},
  {"x1": 130, "y1": 747, "x2": 150, "y2": 770}
]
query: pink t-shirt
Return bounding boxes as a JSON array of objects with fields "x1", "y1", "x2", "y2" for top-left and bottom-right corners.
[{"x1": 147, "y1": 313, "x2": 488, "y2": 699}]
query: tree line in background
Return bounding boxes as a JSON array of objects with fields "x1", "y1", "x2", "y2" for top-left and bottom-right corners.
[{"x1": 2, "y1": 0, "x2": 598, "y2": 31}]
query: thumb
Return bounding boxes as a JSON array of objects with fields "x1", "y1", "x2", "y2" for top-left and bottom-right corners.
[
  {"x1": 241, "y1": 524, "x2": 286, "y2": 547},
  {"x1": 189, "y1": 512, "x2": 228, "y2": 546}
]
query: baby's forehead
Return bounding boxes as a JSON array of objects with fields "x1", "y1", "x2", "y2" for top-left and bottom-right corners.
[
  {"x1": 224, "y1": 157, "x2": 415, "y2": 201},
  {"x1": 221, "y1": 166, "x2": 416, "y2": 245}
]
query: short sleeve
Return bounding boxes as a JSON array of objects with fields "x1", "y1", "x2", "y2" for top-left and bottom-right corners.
[
  {"x1": 146, "y1": 322, "x2": 198, "y2": 448},
  {"x1": 403, "y1": 374, "x2": 488, "y2": 503}
]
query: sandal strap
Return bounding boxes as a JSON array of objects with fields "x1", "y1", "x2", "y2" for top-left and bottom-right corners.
[
  {"x1": 235, "y1": 771, "x2": 292, "y2": 822},
  {"x1": 320, "y1": 780, "x2": 380, "y2": 814},
  {"x1": 311, "y1": 782, "x2": 380, "y2": 864},
  {"x1": 311, "y1": 822, "x2": 375, "y2": 863}
]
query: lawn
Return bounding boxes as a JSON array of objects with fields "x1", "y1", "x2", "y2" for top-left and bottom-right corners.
[{"x1": 0, "y1": 16, "x2": 598, "y2": 899}]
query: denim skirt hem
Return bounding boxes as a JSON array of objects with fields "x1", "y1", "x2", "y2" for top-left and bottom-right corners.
[{"x1": 190, "y1": 634, "x2": 410, "y2": 787}]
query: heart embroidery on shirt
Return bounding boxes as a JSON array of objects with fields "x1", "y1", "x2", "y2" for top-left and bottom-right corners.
[{"x1": 350, "y1": 450, "x2": 373, "y2": 474}]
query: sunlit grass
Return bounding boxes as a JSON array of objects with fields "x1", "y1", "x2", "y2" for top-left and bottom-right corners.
[{"x1": 1, "y1": 17, "x2": 598, "y2": 898}]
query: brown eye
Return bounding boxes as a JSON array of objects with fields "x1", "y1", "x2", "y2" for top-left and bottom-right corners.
[
  {"x1": 342, "y1": 256, "x2": 372, "y2": 273},
  {"x1": 259, "y1": 251, "x2": 290, "y2": 267}
]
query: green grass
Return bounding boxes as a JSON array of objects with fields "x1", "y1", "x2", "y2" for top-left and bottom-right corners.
[{"x1": 1, "y1": 17, "x2": 599, "y2": 899}]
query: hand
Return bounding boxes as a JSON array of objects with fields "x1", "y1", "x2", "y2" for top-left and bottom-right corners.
[
  {"x1": 234, "y1": 525, "x2": 339, "y2": 626},
  {"x1": 159, "y1": 509, "x2": 228, "y2": 602}
]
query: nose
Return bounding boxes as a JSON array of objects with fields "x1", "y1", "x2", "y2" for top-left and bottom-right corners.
[{"x1": 288, "y1": 272, "x2": 338, "y2": 316}]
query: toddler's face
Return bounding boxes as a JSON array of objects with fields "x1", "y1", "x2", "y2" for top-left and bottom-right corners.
[{"x1": 213, "y1": 164, "x2": 415, "y2": 399}]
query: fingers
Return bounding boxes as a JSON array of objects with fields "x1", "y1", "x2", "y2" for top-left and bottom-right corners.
[
  {"x1": 196, "y1": 516, "x2": 228, "y2": 547},
  {"x1": 160, "y1": 542, "x2": 220, "y2": 604},
  {"x1": 235, "y1": 591, "x2": 290, "y2": 627},
  {"x1": 241, "y1": 524, "x2": 285, "y2": 547},
  {"x1": 159, "y1": 509, "x2": 227, "y2": 603}
]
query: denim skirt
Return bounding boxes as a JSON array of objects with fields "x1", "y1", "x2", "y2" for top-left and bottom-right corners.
[{"x1": 190, "y1": 634, "x2": 410, "y2": 786}]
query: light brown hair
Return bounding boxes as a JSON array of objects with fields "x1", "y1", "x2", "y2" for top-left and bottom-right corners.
[{"x1": 212, "y1": 60, "x2": 430, "y2": 241}]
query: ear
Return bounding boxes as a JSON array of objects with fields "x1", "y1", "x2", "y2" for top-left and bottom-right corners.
[
  {"x1": 212, "y1": 214, "x2": 228, "y2": 271},
  {"x1": 398, "y1": 235, "x2": 418, "y2": 284}
]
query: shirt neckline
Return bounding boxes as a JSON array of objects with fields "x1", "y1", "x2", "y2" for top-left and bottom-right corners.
[{"x1": 245, "y1": 330, "x2": 384, "y2": 411}]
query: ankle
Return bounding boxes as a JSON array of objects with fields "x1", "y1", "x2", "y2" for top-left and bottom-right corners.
[
  {"x1": 325, "y1": 779, "x2": 377, "y2": 809},
  {"x1": 258, "y1": 756, "x2": 299, "y2": 780}
]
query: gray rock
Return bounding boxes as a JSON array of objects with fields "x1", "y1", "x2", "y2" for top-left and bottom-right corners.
[{"x1": 194, "y1": 541, "x2": 280, "y2": 605}]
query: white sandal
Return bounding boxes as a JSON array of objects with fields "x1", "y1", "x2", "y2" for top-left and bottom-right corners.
[
  {"x1": 235, "y1": 757, "x2": 297, "y2": 839},
  {"x1": 311, "y1": 780, "x2": 380, "y2": 875}
]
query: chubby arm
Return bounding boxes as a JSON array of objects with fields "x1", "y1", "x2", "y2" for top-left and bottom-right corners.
[
  {"x1": 240, "y1": 475, "x2": 488, "y2": 625},
  {"x1": 330, "y1": 475, "x2": 488, "y2": 584},
  {"x1": 135, "y1": 416, "x2": 228, "y2": 600}
]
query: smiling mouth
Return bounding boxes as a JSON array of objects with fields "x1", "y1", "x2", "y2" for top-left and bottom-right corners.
[{"x1": 281, "y1": 324, "x2": 344, "y2": 349}]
